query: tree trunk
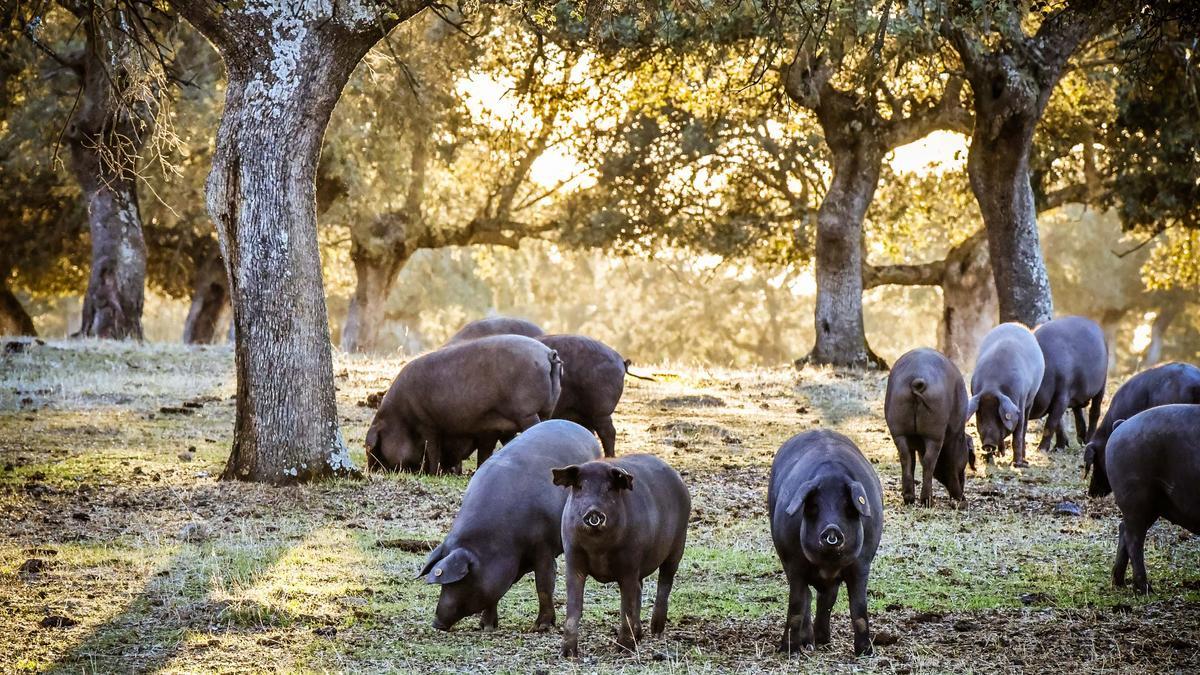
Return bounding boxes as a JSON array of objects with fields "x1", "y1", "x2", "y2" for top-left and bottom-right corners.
[
  {"x1": 0, "y1": 281, "x2": 37, "y2": 336},
  {"x1": 1141, "y1": 299, "x2": 1183, "y2": 368},
  {"x1": 182, "y1": 246, "x2": 229, "y2": 344},
  {"x1": 804, "y1": 150, "x2": 887, "y2": 369},
  {"x1": 341, "y1": 249, "x2": 409, "y2": 353},
  {"x1": 967, "y1": 115, "x2": 1053, "y2": 327},
  {"x1": 194, "y1": 15, "x2": 391, "y2": 484},
  {"x1": 939, "y1": 233, "x2": 997, "y2": 370},
  {"x1": 66, "y1": 10, "x2": 151, "y2": 341}
]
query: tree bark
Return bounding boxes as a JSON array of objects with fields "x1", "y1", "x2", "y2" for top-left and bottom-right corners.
[
  {"x1": 171, "y1": 3, "x2": 417, "y2": 483},
  {"x1": 947, "y1": 10, "x2": 1103, "y2": 327},
  {"x1": 0, "y1": 280, "x2": 37, "y2": 337},
  {"x1": 182, "y1": 245, "x2": 229, "y2": 344},
  {"x1": 341, "y1": 248, "x2": 409, "y2": 353},
  {"x1": 1140, "y1": 298, "x2": 1183, "y2": 368},
  {"x1": 65, "y1": 7, "x2": 152, "y2": 340},
  {"x1": 938, "y1": 232, "x2": 997, "y2": 369},
  {"x1": 807, "y1": 150, "x2": 887, "y2": 369}
]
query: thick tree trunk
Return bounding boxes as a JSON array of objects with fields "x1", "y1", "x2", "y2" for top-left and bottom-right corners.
[
  {"x1": 341, "y1": 249, "x2": 408, "y2": 353},
  {"x1": 0, "y1": 282, "x2": 37, "y2": 336},
  {"x1": 967, "y1": 121, "x2": 1053, "y2": 327},
  {"x1": 182, "y1": 246, "x2": 229, "y2": 344},
  {"x1": 1141, "y1": 299, "x2": 1183, "y2": 368},
  {"x1": 939, "y1": 233, "x2": 997, "y2": 369},
  {"x1": 66, "y1": 10, "x2": 151, "y2": 341},
  {"x1": 804, "y1": 151, "x2": 887, "y2": 369},
  {"x1": 198, "y1": 19, "x2": 386, "y2": 484}
]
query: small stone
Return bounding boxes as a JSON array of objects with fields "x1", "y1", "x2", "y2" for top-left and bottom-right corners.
[
  {"x1": 1053, "y1": 501, "x2": 1083, "y2": 517},
  {"x1": 313, "y1": 626, "x2": 337, "y2": 637},
  {"x1": 19, "y1": 558, "x2": 47, "y2": 574},
  {"x1": 179, "y1": 522, "x2": 211, "y2": 543},
  {"x1": 178, "y1": 452, "x2": 194, "y2": 462}
]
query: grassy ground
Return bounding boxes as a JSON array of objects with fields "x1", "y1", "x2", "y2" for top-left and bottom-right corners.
[{"x1": 1, "y1": 339, "x2": 1198, "y2": 674}]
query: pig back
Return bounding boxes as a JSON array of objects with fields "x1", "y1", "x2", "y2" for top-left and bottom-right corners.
[
  {"x1": 1031, "y1": 316, "x2": 1107, "y2": 414},
  {"x1": 1094, "y1": 362, "x2": 1200, "y2": 445},
  {"x1": 885, "y1": 348, "x2": 966, "y2": 438},
  {"x1": 450, "y1": 420, "x2": 602, "y2": 551},
  {"x1": 537, "y1": 334, "x2": 627, "y2": 417},
  {"x1": 400, "y1": 334, "x2": 560, "y2": 431},
  {"x1": 1107, "y1": 404, "x2": 1200, "y2": 529},
  {"x1": 608, "y1": 454, "x2": 691, "y2": 573},
  {"x1": 447, "y1": 317, "x2": 544, "y2": 344},
  {"x1": 972, "y1": 323, "x2": 1045, "y2": 405}
]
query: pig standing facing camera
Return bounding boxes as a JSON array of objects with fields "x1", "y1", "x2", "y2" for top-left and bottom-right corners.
[
  {"x1": 553, "y1": 455, "x2": 690, "y2": 657},
  {"x1": 769, "y1": 430, "x2": 884, "y2": 656}
]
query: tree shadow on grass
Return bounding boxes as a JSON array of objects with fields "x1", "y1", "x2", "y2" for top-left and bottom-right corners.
[{"x1": 47, "y1": 520, "x2": 318, "y2": 674}]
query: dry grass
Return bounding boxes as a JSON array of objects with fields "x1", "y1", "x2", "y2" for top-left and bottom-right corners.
[{"x1": 1, "y1": 339, "x2": 1198, "y2": 673}]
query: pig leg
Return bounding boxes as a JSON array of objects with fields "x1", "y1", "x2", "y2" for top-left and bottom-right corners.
[
  {"x1": 515, "y1": 414, "x2": 542, "y2": 431},
  {"x1": 1124, "y1": 518, "x2": 1155, "y2": 595},
  {"x1": 813, "y1": 584, "x2": 839, "y2": 645},
  {"x1": 595, "y1": 415, "x2": 617, "y2": 458},
  {"x1": 533, "y1": 552, "x2": 556, "y2": 631},
  {"x1": 1071, "y1": 407, "x2": 1087, "y2": 446},
  {"x1": 650, "y1": 549, "x2": 682, "y2": 636},
  {"x1": 1085, "y1": 393, "x2": 1104, "y2": 443},
  {"x1": 616, "y1": 575, "x2": 643, "y2": 651},
  {"x1": 918, "y1": 436, "x2": 942, "y2": 507},
  {"x1": 894, "y1": 435, "x2": 916, "y2": 505},
  {"x1": 1112, "y1": 521, "x2": 1130, "y2": 587},
  {"x1": 847, "y1": 566, "x2": 873, "y2": 657},
  {"x1": 1012, "y1": 412, "x2": 1029, "y2": 468},
  {"x1": 1037, "y1": 395, "x2": 1068, "y2": 455},
  {"x1": 562, "y1": 564, "x2": 586, "y2": 658},
  {"x1": 1054, "y1": 418, "x2": 1069, "y2": 450},
  {"x1": 779, "y1": 573, "x2": 813, "y2": 653},
  {"x1": 420, "y1": 428, "x2": 443, "y2": 475},
  {"x1": 480, "y1": 603, "x2": 498, "y2": 632}
]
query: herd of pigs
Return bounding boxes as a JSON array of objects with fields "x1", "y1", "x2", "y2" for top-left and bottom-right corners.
[{"x1": 363, "y1": 315, "x2": 1200, "y2": 658}]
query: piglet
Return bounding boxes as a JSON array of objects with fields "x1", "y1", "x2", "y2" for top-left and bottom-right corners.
[
  {"x1": 1106, "y1": 404, "x2": 1200, "y2": 594},
  {"x1": 553, "y1": 454, "x2": 690, "y2": 657},
  {"x1": 421, "y1": 420, "x2": 601, "y2": 631},
  {"x1": 769, "y1": 430, "x2": 884, "y2": 656}
]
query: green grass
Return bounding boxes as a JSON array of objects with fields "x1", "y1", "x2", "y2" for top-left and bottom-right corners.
[{"x1": 1, "y1": 340, "x2": 1198, "y2": 673}]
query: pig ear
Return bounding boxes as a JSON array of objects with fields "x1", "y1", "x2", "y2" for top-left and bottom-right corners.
[
  {"x1": 784, "y1": 479, "x2": 819, "y2": 517},
  {"x1": 610, "y1": 467, "x2": 634, "y2": 491},
  {"x1": 965, "y1": 394, "x2": 981, "y2": 419},
  {"x1": 998, "y1": 394, "x2": 1019, "y2": 431},
  {"x1": 417, "y1": 542, "x2": 446, "y2": 579},
  {"x1": 847, "y1": 481, "x2": 872, "y2": 518},
  {"x1": 552, "y1": 465, "x2": 580, "y2": 488},
  {"x1": 424, "y1": 548, "x2": 472, "y2": 585},
  {"x1": 365, "y1": 420, "x2": 381, "y2": 452},
  {"x1": 1112, "y1": 418, "x2": 1126, "y2": 431}
]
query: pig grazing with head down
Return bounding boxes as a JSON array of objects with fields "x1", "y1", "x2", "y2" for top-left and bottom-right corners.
[
  {"x1": 366, "y1": 334, "x2": 562, "y2": 473},
  {"x1": 1084, "y1": 361, "x2": 1200, "y2": 497},
  {"x1": 968, "y1": 322, "x2": 1046, "y2": 467},
  {"x1": 885, "y1": 348, "x2": 975, "y2": 507},
  {"x1": 1105, "y1": 404, "x2": 1200, "y2": 595},
  {"x1": 446, "y1": 316, "x2": 544, "y2": 344},
  {"x1": 1029, "y1": 316, "x2": 1108, "y2": 453},
  {"x1": 553, "y1": 454, "x2": 690, "y2": 657},
  {"x1": 769, "y1": 430, "x2": 883, "y2": 656},
  {"x1": 422, "y1": 420, "x2": 601, "y2": 631},
  {"x1": 537, "y1": 334, "x2": 627, "y2": 457}
]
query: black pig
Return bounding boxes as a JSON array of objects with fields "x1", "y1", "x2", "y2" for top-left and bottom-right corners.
[
  {"x1": 1084, "y1": 361, "x2": 1200, "y2": 496},
  {"x1": 885, "y1": 348, "x2": 975, "y2": 507},
  {"x1": 1030, "y1": 316, "x2": 1108, "y2": 453},
  {"x1": 554, "y1": 454, "x2": 690, "y2": 657},
  {"x1": 366, "y1": 335, "x2": 562, "y2": 473},
  {"x1": 537, "y1": 334, "x2": 627, "y2": 457},
  {"x1": 969, "y1": 322, "x2": 1045, "y2": 467},
  {"x1": 769, "y1": 430, "x2": 884, "y2": 656},
  {"x1": 1106, "y1": 404, "x2": 1200, "y2": 594},
  {"x1": 447, "y1": 316, "x2": 544, "y2": 344},
  {"x1": 421, "y1": 420, "x2": 601, "y2": 630}
]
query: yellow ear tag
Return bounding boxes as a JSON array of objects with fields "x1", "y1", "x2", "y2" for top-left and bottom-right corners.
[
  {"x1": 858, "y1": 496, "x2": 866, "y2": 505},
  {"x1": 434, "y1": 568, "x2": 443, "y2": 577}
]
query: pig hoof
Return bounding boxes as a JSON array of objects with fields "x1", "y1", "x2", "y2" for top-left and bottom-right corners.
[
  {"x1": 855, "y1": 642, "x2": 875, "y2": 657},
  {"x1": 535, "y1": 621, "x2": 555, "y2": 633},
  {"x1": 1013, "y1": 460, "x2": 1029, "y2": 468},
  {"x1": 561, "y1": 643, "x2": 579, "y2": 658},
  {"x1": 902, "y1": 497, "x2": 915, "y2": 505},
  {"x1": 1134, "y1": 582, "x2": 1152, "y2": 596}
]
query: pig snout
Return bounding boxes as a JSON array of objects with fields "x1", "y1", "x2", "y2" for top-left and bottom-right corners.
[
  {"x1": 582, "y1": 510, "x2": 607, "y2": 529},
  {"x1": 820, "y1": 524, "x2": 845, "y2": 550}
]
